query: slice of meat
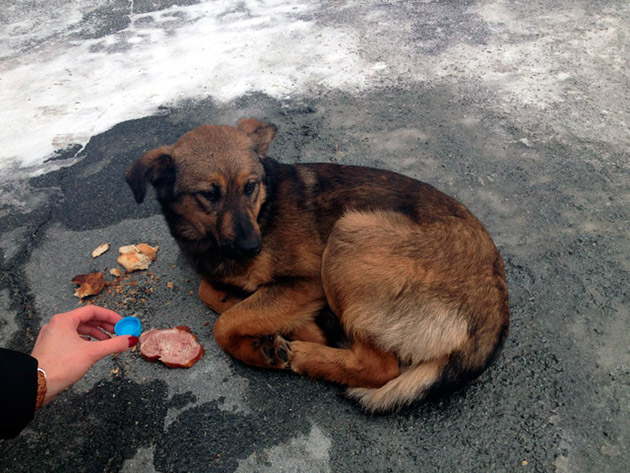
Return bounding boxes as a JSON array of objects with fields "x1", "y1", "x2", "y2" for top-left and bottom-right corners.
[
  {"x1": 72, "y1": 272, "x2": 105, "y2": 298},
  {"x1": 139, "y1": 326, "x2": 204, "y2": 368}
]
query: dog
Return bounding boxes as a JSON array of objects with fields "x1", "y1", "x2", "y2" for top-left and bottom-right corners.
[{"x1": 126, "y1": 118, "x2": 509, "y2": 412}]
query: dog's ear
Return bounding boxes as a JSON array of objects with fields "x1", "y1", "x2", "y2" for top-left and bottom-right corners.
[
  {"x1": 236, "y1": 118, "x2": 277, "y2": 156},
  {"x1": 125, "y1": 146, "x2": 174, "y2": 203}
]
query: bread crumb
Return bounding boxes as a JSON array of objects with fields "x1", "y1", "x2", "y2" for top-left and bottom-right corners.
[
  {"x1": 117, "y1": 243, "x2": 158, "y2": 272},
  {"x1": 136, "y1": 243, "x2": 158, "y2": 261},
  {"x1": 72, "y1": 273, "x2": 105, "y2": 298},
  {"x1": 91, "y1": 243, "x2": 110, "y2": 258}
]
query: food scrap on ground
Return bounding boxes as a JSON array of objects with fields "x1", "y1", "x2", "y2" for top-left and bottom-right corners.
[
  {"x1": 135, "y1": 243, "x2": 158, "y2": 261},
  {"x1": 71, "y1": 243, "x2": 201, "y2": 360},
  {"x1": 117, "y1": 243, "x2": 159, "y2": 272},
  {"x1": 72, "y1": 272, "x2": 105, "y2": 299},
  {"x1": 139, "y1": 326, "x2": 204, "y2": 368},
  {"x1": 71, "y1": 243, "x2": 160, "y2": 301},
  {"x1": 91, "y1": 243, "x2": 110, "y2": 258}
]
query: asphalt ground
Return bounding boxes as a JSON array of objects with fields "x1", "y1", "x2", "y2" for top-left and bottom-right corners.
[{"x1": 1, "y1": 1, "x2": 629, "y2": 472}]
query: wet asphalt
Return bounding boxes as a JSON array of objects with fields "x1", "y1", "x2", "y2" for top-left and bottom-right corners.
[{"x1": 1, "y1": 2, "x2": 629, "y2": 472}]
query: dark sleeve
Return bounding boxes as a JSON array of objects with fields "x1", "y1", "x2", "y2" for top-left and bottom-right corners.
[{"x1": 0, "y1": 348, "x2": 38, "y2": 439}]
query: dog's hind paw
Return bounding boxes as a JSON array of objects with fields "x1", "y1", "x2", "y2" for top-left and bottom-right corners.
[{"x1": 254, "y1": 335, "x2": 292, "y2": 369}]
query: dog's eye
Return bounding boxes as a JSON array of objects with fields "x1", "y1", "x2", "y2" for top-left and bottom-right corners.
[
  {"x1": 244, "y1": 181, "x2": 258, "y2": 196},
  {"x1": 199, "y1": 186, "x2": 221, "y2": 203}
]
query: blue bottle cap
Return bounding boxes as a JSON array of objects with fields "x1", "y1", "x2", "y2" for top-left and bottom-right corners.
[{"x1": 114, "y1": 316, "x2": 142, "y2": 338}]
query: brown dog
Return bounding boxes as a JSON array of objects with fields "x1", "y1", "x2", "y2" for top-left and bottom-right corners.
[{"x1": 126, "y1": 118, "x2": 509, "y2": 412}]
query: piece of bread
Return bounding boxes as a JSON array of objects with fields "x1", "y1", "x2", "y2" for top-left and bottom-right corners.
[
  {"x1": 91, "y1": 243, "x2": 110, "y2": 258},
  {"x1": 117, "y1": 243, "x2": 159, "y2": 272},
  {"x1": 72, "y1": 272, "x2": 105, "y2": 298}
]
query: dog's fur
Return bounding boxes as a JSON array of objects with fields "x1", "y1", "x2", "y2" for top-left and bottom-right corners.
[{"x1": 126, "y1": 118, "x2": 509, "y2": 412}]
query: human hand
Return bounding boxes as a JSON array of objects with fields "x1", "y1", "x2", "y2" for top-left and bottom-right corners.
[{"x1": 30, "y1": 306, "x2": 138, "y2": 405}]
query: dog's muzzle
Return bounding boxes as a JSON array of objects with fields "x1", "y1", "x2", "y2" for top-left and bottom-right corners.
[{"x1": 223, "y1": 237, "x2": 262, "y2": 259}]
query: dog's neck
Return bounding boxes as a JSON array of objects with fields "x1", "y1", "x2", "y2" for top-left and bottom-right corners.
[{"x1": 177, "y1": 238, "x2": 251, "y2": 280}]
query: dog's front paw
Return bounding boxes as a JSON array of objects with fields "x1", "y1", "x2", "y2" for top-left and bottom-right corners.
[
  {"x1": 254, "y1": 335, "x2": 292, "y2": 369},
  {"x1": 285, "y1": 340, "x2": 308, "y2": 375}
]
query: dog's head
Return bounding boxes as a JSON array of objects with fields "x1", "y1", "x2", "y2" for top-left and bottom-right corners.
[{"x1": 126, "y1": 118, "x2": 277, "y2": 259}]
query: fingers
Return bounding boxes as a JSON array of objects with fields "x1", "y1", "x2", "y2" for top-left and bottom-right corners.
[
  {"x1": 78, "y1": 325, "x2": 112, "y2": 341},
  {"x1": 81, "y1": 319, "x2": 117, "y2": 334},
  {"x1": 64, "y1": 305, "x2": 123, "y2": 327},
  {"x1": 88, "y1": 335, "x2": 138, "y2": 361}
]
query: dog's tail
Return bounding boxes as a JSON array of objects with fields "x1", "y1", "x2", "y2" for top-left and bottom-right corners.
[
  {"x1": 346, "y1": 360, "x2": 445, "y2": 413},
  {"x1": 346, "y1": 322, "x2": 509, "y2": 413}
]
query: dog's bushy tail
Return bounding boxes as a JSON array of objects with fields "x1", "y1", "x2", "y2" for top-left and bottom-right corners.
[
  {"x1": 346, "y1": 321, "x2": 509, "y2": 413},
  {"x1": 346, "y1": 360, "x2": 445, "y2": 413}
]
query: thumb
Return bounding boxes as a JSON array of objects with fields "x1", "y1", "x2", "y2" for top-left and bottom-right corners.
[{"x1": 89, "y1": 335, "x2": 139, "y2": 361}]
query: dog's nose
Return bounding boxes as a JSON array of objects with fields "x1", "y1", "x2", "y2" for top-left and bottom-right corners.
[
  {"x1": 227, "y1": 211, "x2": 262, "y2": 258},
  {"x1": 229, "y1": 238, "x2": 261, "y2": 258}
]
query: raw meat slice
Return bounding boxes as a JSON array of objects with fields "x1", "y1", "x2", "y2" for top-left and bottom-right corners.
[{"x1": 139, "y1": 326, "x2": 204, "y2": 368}]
